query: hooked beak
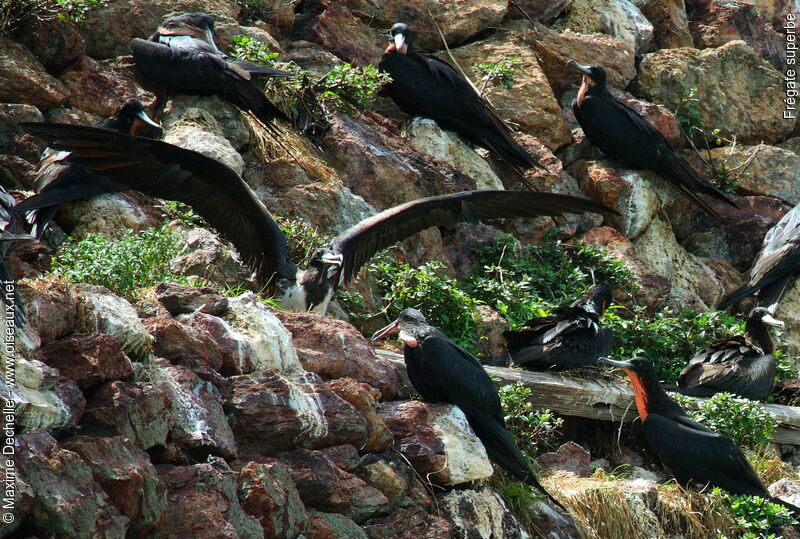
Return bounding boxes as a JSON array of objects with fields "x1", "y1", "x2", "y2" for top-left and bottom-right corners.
[
  {"x1": 205, "y1": 28, "x2": 224, "y2": 55},
  {"x1": 567, "y1": 60, "x2": 593, "y2": 76},
  {"x1": 371, "y1": 319, "x2": 400, "y2": 342},
  {"x1": 762, "y1": 313, "x2": 786, "y2": 329},
  {"x1": 321, "y1": 253, "x2": 343, "y2": 267},
  {"x1": 598, "y1": 357, "x2": 635, "y2": 369},
  {"x1": 394, "y1": 33, "x2": 406, "y2": 52},
  {"x1": 136, "y1": 109, "x2": 162, "y2": 130}
]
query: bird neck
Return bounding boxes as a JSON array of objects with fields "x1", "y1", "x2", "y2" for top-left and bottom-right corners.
[
  {"x1": 624, "y1": 368, "x2": 684, "y2": 420},
  {"x1": 746, "y1": 319, "x2": 776, "y2": 354}
]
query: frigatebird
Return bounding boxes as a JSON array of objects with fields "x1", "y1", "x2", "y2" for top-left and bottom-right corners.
[
  {"x1": 0, "y1": 188, "x2": 32, "y2": 324},
  {"x1": 567, "y1": 61, "x2": 738, "y2": 223},
  {"x1": 379, "y1": 23, "x2": 541, "y2": 173},
  {"x1": 372, "y1": 308, "x2": 563, "y2": 507},
  {"x1": 675, "y1": 308, "x2": 783, "y2": 400},
  {"x1": 502, "y1": 285, "x2": 613, "y2": 370},
  {"x1": 19, "y1": 122, "x2": 618, "y2": 314},
  {"x1": 130, "y1": 12, "x2": 291, "y2": 128},
  {"x1": 719, "y1": 203, "x2": 800, "y2": 311},
  {"x1": 600, "y1": 357, "x2": 798, "y2": 510},
  {"x1": 15, "y1": 98, "x2": 162, "y2": 239}
]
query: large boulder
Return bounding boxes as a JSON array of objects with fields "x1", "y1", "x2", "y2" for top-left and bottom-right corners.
[
  {"x1": 33, "y1": 333, "x2": 134, "y2": 391},
  {"x1": 634, "y1": 41, "x2": 793, "y2": 145},
  {"x1": 292, "y1": 3, "x2": 385, "y2": 65},
  {"x1": 13, "y1": 17, "x2": 86, "y2": 74},
  {"x1": 438, "y1": 488, "x2": 542, "y2": 538},
  {"x1": 328, "y1": 378, "x2": 394, "y2": 453},
  {"x1": 237, "y1": 460, "x2": 310, "y2": 538},
  {"x1": 0, "y1": 37, "x2": 69, "y2": 108},
  {"x1": 558, "y1": 0, "x2": 654, "y2": 54},
  {"x1": 638, "y1": 0, "x2": 694, "y2": 49}
]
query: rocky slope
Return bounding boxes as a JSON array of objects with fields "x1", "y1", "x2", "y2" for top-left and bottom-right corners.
[{"x1": 1, "y1": 0, "x2": 800, "y2": 537}]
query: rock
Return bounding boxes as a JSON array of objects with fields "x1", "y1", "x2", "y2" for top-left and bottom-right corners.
[
  {"x1": 307, "y1": 511, "x2": 368, "y2": 539},
  {"x1": 58, "y1": 55, "x2": 156, "y2": 118},
  {"x1": 525, "y1": 23, "x2": 637, "y2": 98},
  {"x1": 327, "y1": 378, "x2": 394, "y2": 453},
  {"x1": 378, "y1": 401, "x2": 494, "y2": 486},
  {"x1": 156, "y1": 458, "x2": 263, "y2": 539},
  {"x1": 13, "y1": 17, "x2": 86, "y2": 74},
  {"x1": 161, "y1": 94, "x2": 252, "y2": 152},
  {"x1": 18, "y1": 278, "x2": 77, "y2": 344},
  {"x1": 144, "y1": 313, "x2": 225, "y2": 371},
  {"x1": 171, "y1": 227, "x2": 254, "y2": 288},
  {"x1": 237, "y1": 460, "x2": 310, "y2": 538},
  {"x1": 164, "y1": 124, "x2": 245, "y2": 175},
  {"x1": 448, "y1": 33, "x2": 572, "y2": 150},
  {"x1": 474, "y1": 305, "x2": 510, "y2": 358},
  {"x1": 72, "y1": 283, "x2": 153, "y2": 359},
  {"x1": 44, "y1": 106, "x2": 101, "y2": 126},
  {"x1": 688, "y1": 0, "x2": 786, "y2": 70},
  {"x1": 405, "y1": 118, "x2": 505, "y2": 190},
  {"x1": 559, "y1": 0, "x2": 654, "y2": 54},
  {"x1": 80, "y1": 380, "x2": 174, "y2": 449},
  {"x1": 341, "y1": 0, "x2": 508, "y2": 50},
  {"x1": 224, "y1": 370, "x2": 368, "y2": 454},
  {"x1": 751, "y1": 0, "x2": 799, "y2": 33},
  {"x1": 284, "y1": 40, "x2": 344, "y2": 78},
  {"x1": 280, "y1": 449, "x2": 390, "y2": 523},
  {"x1": 16, "y1": 431, "x2": 129, "y2": 538},
  {"x1": 507, "y1": 0, "x2": 573, "y2": 23},
  {"x1": 5, "y1": 238, "x2": 52, "y2": 280},
  {"x1": 34, "y1": 333, "x2": 133, "y2": 391},
  {"x1": 293, "y1": 3, "x2": 385, "y2": 65},
  {"x1": 0, "y1": 37, "x2": 69, "y2": 108},
  {"x1": 272, "y1": 309, "x2": 404, "y2": 400},
  {"x1": 638, "y1": 0, "x2": 694, "y2": 48},
  {"x1": 154, "y1": 363, "x2": 237, "y2": 459},
  {"x1": 437, "y1": 488, "x2": 530, "y2": 539},
  {"x1": 536, "y1": 442, "x2": 591, "y2": 477},
  {"x1": 353, "y1": 456, "x2": 407, "y2": 508},
  {"x1": 770, "y1": 478, "x2": 800, "y2": 507},
  {"x1": 153, "y1": 282, "x2": 229, "y2": 316},
  {"x1": 776, "y1": 278, "x2": 800, "y2": 358},
  {"x1": 320, "y1": 445, "x2": 362, "y2": 472},
  {"x1": 68, "y1": 193, "x2": 162, "y2": 240},
  {"x1": 362, "y1": 506, "x2": 453, "y2": 539},
  {"x1": 634, "y1": 41, "x2": 793, "y2": 145},
  {"x1": 61, "y1": 436, "x2": 167, "y2": 537},
  {"x1": 78, "y1": 0, "x2": 241, "y2": 59}
]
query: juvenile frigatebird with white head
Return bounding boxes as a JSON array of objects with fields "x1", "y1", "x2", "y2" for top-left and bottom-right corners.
[{"x1": 19, "y1": 122, "x2": 619, "y2": 314}]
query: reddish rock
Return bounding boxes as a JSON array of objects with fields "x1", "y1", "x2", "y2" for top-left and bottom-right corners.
[
  {"x1": 34, "y1": 333, "x2": 133, "y2": 391},
  {"x1": 183, "y1": 311, "x2": 261, "y2": 376},
  {"x1": 442, "y1": 223, "x2": 508, "y2": 277},
  {"x1": 14, "y1": 17, "x2": 86, "y2": 73},
  {"x1": 61, "y1": 436, "x2": 167, "y2": 536},
  {"x1": 144, "y1": 313, "x2": 224, "y2": 371},
  {"x1": 19, "y1": 279, "x2": 78, "y2": 344},
  {"x1": 319, "y1": 444, "x2": 361, "y2": 472},
  {"x1": 224, "y1": 370, "x2": 368, "y2": 454},
  {"x1": 81, "y1": 380, "x2": 174, "y2": 449},
  {"x1": 16, "y1": 431, "x2": 128, "y2": 537},
  {"x1": 508, "y1": 0, "x2": 572, "y2": 23},
  {"x1": 273, "y1": 309, "x2": 404, "y2": 400},
  {"x1": 44, "y1": 107, "x2": 102, "y2": 126},
  {"x1": 536, "y1": 442, "x2": 591, "y2": 477},
  {"x1": 328, "y1": 378, "x2": 394, "y2": 453},
  {"x1": 4, "y1": 239, "x2": 51, "y2": 280},
  {"x1": 280, "y1": 449, "x2": 390, "y2": 523},
  {"x1": 293, "y1": 2, "x2": 384, "y2": 65},
  {"x1": 59, "y1": 55, "x2": 156, "y2": 118},
  {"x1": 353, "y1": 455, "x2": 407, "y2": 508},
  {"x1": 639, "y1": 0, "x2": 694, "y2": 48},
  {"x1": 307, "y1": 510, "x2": 367, "y2": 539},
  {"x1": 474, "y1": 305, "x2": 510, "y2": 358},
  {"x1": 237, "y1": 460, "x2": 310, "y2": 538},
  {"x1": 362, "y1": 506, "x2": 452, "y2": 539},
  {"x1": 0, "y1": 37, "x2": 69, "y2": 108},
  {"x1": 153, "y1": 282, "x2": 229, "y2": 316},
  {"x1": 156, "y1": 458, "x2": 263, "y2": 538}
]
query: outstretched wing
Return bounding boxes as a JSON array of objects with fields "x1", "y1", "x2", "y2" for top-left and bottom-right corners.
[
  {"x1": 19, "y1": 123, "x2": 297, "y2": 286},
  {"x1": 331, "y1": 190, "x2": 618, "y2": 284}
]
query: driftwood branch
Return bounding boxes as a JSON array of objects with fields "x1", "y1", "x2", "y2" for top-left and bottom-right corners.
[{"x1": 376, "y1": 350, "x2": 800, "y2": 445}]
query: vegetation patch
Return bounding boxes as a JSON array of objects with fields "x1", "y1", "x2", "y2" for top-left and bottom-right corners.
[
  {"x1": 498, "y1": 382, "x2": 563, "y2": 461},
  {"x1": 726, "y1": 492, "x2": 796, "y2": 538},
  {"x1": 672, "y1": 392, "x2": 776, "y2": 448}
]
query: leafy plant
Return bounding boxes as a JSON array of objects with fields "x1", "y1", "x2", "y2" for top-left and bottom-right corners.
[
  {"x1": 55, "y1": 0, "x2": 105, "y2": 22},
  {"x1": 315, "y1": 63, "x2": 392, "y2": 111},
  {"x1": 672, "y1": 392, "x2": 776, "y2": 448},
  {"x1": 474, "y1": 58, "x2": 523, "y2": 94},
  {"x1": 232, "y1": 34, "x2": 279, "y2": 66},
  {"x1": 53, "y1": 225, "x2": 186, "y2": 298},
  {"x1": 675, "y1": 87, "x2": 703, "y2": 137},
  {"x1": 498, "y1": 382, "x2": 563, "y2": 461},
  {"x1": 710, "y1": 161, "x2": 737, "y2": 195},
  {"x1": 728, "y1": 493, "x2": 796, "y2": 537},
  {"x1": 275, "y1": 216, "x2": 333, "y2": 269}
]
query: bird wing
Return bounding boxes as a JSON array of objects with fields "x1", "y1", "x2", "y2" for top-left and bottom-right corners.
[
  {"x1": 331, "y1": 191, "x2": 617, "y2": 284},
  {"x1": 19, "y1": 123, "x2": 297, "y2": 285},
  {"x1": 641, "y1": 413, "x2": 767, "y2": 496}
]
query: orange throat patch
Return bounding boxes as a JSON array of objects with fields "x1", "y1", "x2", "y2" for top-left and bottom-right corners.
[
  {"x1": 576, "y1": 75, "x2": 590, "y2": 107},
  {"x1": 625, "y1": 370, "x2": 649, "y2": 420}
]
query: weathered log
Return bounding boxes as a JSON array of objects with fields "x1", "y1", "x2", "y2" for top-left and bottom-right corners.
[{"x1": 376, "y1": 349, "x2": 800, "y2": 445}]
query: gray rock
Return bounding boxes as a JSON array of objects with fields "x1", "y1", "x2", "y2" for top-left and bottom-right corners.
[{"x1": 559, "y1": 0, "x2": 654, "y2": 54}]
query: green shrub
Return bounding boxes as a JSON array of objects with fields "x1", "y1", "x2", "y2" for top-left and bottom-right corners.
[
  {"x1": 316, "y1": 63, "x2": 392, "y2": 111},
  {"x1": 498, "y1": 382, "x2": 563, "y2": 461},
  {"x1": 232, "y1": 34, "x2": 280, "y2": 66},
  {"x1": 474, "y1": 58, "x2": 523, "y2": 90},
  {"x1": 672, "y1": 392, "x2": 776, "y2": 448},
  {"x1": 53, "y1": 225, "x2": 185, "y2": 298},
  {"x1": 728, "y1": 493, "x2": 796, "y2": 537},
  {"x1": 55, "y1": 0, "x2": 105, "y2": 21},
  {"x1": 675, "y1": 87, "x2": 703, "y2": 138},
  {"x1": 275, "y1": 216, "x2": 333, "y2": 269}
]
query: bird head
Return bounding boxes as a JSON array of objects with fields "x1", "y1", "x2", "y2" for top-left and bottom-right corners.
[
  {"x1": 746, "y1": 307, "x2": 784, "y2": 353},
  {"x1": 115, "y1": 98, "x2": 162, "y2": 135},
  {"x1": 371, "y1": 308, "x2": 429, "y2": 347},
  {"x1": 598, "y1": 356, "x2": 659, "y2": 419},
  {"x1": 566, "y1": 60, "x2": 607, "y2": 88},
  {"x1": 748, "y1": 307, "x2": 785, "y2": 329},
  {"x1": 308, "y1": 248, "x2": 343, "y2": 280},
  {"x1": 160, "y1": 12, "x2": 223, "y2": 55},
  {"x1": 388, "y1": 23, "x2": 411, "y2": 55},
  {"x1": 579, "y1": 284, "x2": 613, "y2": 316}
]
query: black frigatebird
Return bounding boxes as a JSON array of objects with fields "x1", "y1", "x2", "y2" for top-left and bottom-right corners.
[
  {"x1": 0, "y1": 188, "x2": 32, "y2": 324},
  {"x1": 600, "y1": 357, "x2": 799, "y2": 511},
  {"x1": 19, "y1": 123, "x2": 618, "y2": 314},
  {"x1": 567, "y1": 61, "x2": 738, "y2": 223},
  {"x1": 15, "y1": 98, "x2": 162, "y2": 239},
  {"x1": 372, "y1": 308, "x2": 563, "y2": 508},
  {"x1": 502, "y1": 285, "x2": 613, "y2": 370},
  {"x1": 719, "y1": 203, "x2": 800, "y2": 311},
  {"x1": 379, "y1": 23, "x2": 542, "y2": 174},
  {"x1": 675, "y1": 307, "x2": 784, "y2": 400},
  {"x1": 130, "y1": 12, "x2": 291, "y2": 128}
]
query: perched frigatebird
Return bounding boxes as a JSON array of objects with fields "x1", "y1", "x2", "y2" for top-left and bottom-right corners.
[
  {"x1": 379, "y1": 23, "x2": 541, "y2": 173},
  {"x1": 719, "y1": 203, "x2": 800, "y2": 311},
  {"x1": 131, "y1": 12, "x2": 291, "y2": 128},
  {"x1": 0, "y1": 187, "x2": 32, "y2": 324},
  {"x1": 502, "y1": 285, "x2": 613, "y2": 370},
  {"x1": 372, "y1": 308, "x2": 562, "y2": 507},
  {"x1": 15, "y1": 98, "x2": 162, "y2": 239},
  {"x1": 567, "y1": 61, "x2": 738, "y2": 223},
  {"x1": 600, "y1": 357, "x2": 798, "y2": 511},
  {"x1": 19, "y1": 123, "x2": 618, "y2": 314},
  {"x1": 675, "y1": 308, "x2": 783, "y2": 400}
]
